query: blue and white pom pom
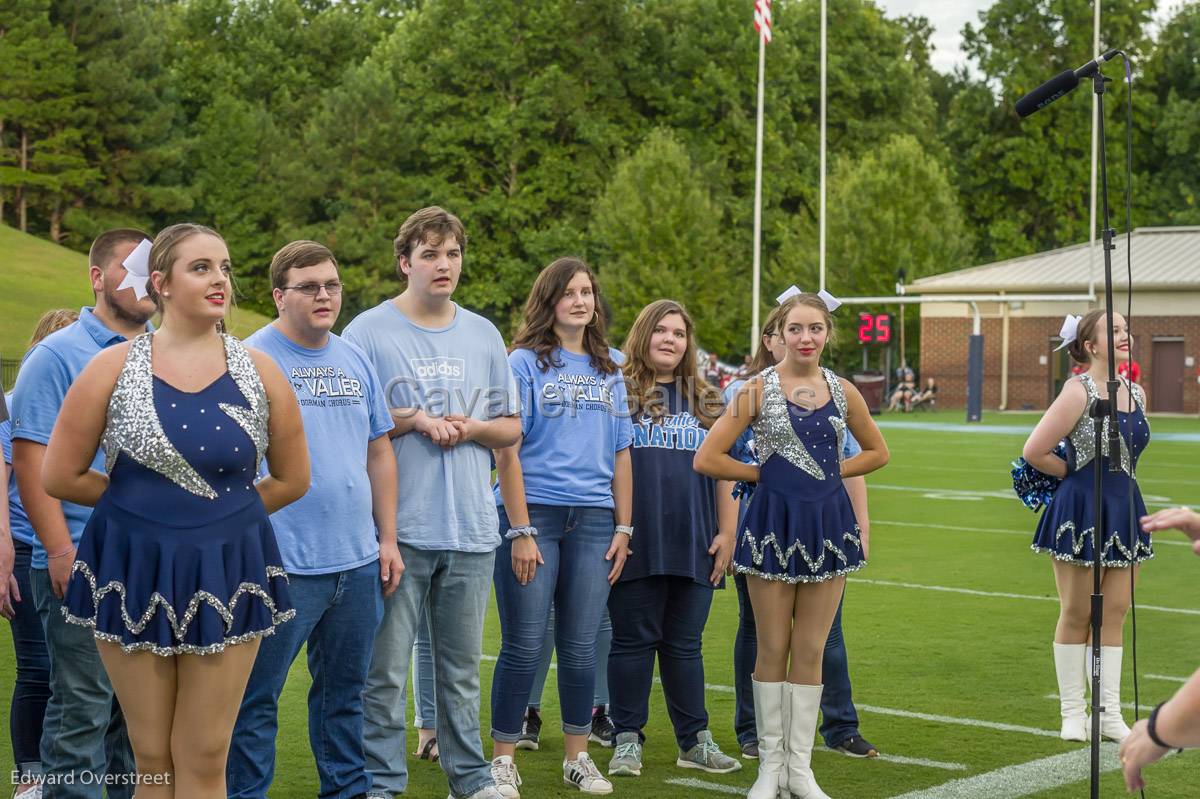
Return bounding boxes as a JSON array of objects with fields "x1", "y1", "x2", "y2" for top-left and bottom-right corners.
[
  {"x1": 732, "y1": 481, "x2": 757, "y2": 500},
  {"x1": 1010, "y1": 442, "x2": 1068, "y2": 512}
]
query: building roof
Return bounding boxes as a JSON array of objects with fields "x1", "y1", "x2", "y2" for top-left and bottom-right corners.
[{"x1": 910, "y1": 227, "x2": 1200, "y2": 293}]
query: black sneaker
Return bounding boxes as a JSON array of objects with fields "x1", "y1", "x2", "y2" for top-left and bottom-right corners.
[
  {"x1": 831, "y1": 735, "x2": 879, "y2": 758},
  {"x1": 589, "y1": 705, "x2": 615, "y2": 747},
  {"x1": 740, "y1": 740, "x2": 759, "y2": 759},
  {"x1": 516, "y1": 706, "x2": 542, "y2": 751}
]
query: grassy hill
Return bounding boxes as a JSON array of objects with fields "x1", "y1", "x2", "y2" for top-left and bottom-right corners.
[{"x1": 0, "y1": 224, "x2": 271, "y2": 368}]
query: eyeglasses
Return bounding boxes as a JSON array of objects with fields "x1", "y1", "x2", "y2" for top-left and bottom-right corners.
[{"x1": 282, "y1": 281, "x2": 343, "y2": 297}]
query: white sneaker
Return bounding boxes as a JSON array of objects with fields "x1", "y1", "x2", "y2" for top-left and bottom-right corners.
[
  {"x1": 490, "y1": 755, "x2": 522, "y2": 799},
  {"x1": 447, "y1": 787, "x2": 506, "y2": 799},
  {"x1": 563, "y1": 752, "x2": 613, "y2": 794},
  {"x1": 14, "y1": 785, "x2": 43, "y2": 799}
]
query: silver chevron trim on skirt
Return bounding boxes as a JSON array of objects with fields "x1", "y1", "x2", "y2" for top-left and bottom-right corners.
[
  {"x1": 736, "y1": 528, "x2": 865, "y2": 584},
  {"x1": 63, "y1": 560, "x2": 294, "y2": 646}
]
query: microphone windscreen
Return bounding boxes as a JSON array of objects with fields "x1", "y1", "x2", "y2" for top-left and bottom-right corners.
[{"x1": 1015, "y1": 70, "x2": 1079, "y2": 118}]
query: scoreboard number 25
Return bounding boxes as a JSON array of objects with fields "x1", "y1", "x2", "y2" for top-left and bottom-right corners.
[{"x1": 857, "y1": 312, "x2": 892, "y2": 344}]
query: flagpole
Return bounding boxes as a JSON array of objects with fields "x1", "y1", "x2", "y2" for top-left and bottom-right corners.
[
  {"x1": 818, "y1": 0, "x2": 827, "y2": 293},
  {"x1": 1088, "y1": 0, "x2": 1100, "y2": 300},
  {"x1": 751, "y1": 25, "x2": 766, "y2": 352}
]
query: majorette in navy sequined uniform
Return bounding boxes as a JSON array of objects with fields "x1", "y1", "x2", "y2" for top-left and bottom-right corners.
[
  {"x1": 732, "y1": 366, "x2": 865, "y2": 583},
  {"x1": 1031, "y1": 374, "x2": 1152, "y2": 567},
  {"x1": 62, "y1": 333, "x2": 295, "y2": 655}
]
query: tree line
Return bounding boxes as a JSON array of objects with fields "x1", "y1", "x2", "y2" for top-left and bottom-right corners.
[{"x1": 2, "y1": 0, "x2": 1196, "y2": 366}]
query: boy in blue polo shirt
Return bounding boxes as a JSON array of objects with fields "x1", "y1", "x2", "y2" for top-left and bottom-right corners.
[
  {"x1": 228, "y1": 240, "x2": 400, "y2": 799},
  {"x1": 10, "y1": 228, "x2": 155, "y2": 799}
]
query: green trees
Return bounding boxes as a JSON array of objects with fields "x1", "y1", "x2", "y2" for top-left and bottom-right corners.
[
  {"x1": 0, "y1": 0, "x2": 91, "y2": 237},
  {"x1": 942, "y1": 0, "x2": 1155, "y2": 261},
  {"x1": 2, "y1": 0, "x2": 1195, "y2": 359},
  {"x1": 589, "y1": 128, "x2": 732, "y2": 351}
]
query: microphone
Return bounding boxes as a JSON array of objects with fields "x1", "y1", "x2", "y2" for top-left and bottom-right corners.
[{"x1": 1015, "y1": 49, "x2": 1121, "y2": 118}]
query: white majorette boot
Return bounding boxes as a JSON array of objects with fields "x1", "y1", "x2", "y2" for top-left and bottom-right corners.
[
  {"x1": 1099, "y1": 646, "x2": 1131, "y2": 742},
  {"x1": 748, "y1": 678, "x2": 787, "y2": 799},
  {"x1": 784, "y1": 683, "x2": 832, "y2": 799},
  {"x1": 1053, "y1": 642, "x2": 1089, "y2": 741}
]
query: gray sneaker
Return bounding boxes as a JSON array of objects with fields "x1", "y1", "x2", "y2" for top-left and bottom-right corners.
[
  {"x1": 607, "y1": 731, "x2": 643, "y2": 776},
  {"x1": 676, "y1": 730, "x2": 743, "y2": 774}
]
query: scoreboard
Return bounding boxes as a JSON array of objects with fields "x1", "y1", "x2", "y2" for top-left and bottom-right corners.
[{"x1": 857, "y1": 312, "x2": 892, "y2": 345}]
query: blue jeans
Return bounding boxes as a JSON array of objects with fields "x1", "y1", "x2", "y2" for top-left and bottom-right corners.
[
  {"x1": 8, "y1": 540, "x2": 50, "y2": 778},
  {"x1": 412, "y1": 604, "x2": 436, "y2": 729},
  {"x1": 608, "y1": 576, "x2": 713, "y2": 751},
  {"x1": 227, "y1": 560, "x2": 383, "y2": 799},
  {"x1": 733, "y1": 575, "x2": 861, "y2": 748},
  {"x1": 528, "y1": 605, "x2": 611, "y2": 710},
  {"x1": 30, "y1": 567, "x2": 135, "y2": 799},
  {"x1": 491, "y1": 505, "x2": 614, "y2": 741},
  {"x1": 363, "y1": 544, "x2": 495, "y2": 799}
]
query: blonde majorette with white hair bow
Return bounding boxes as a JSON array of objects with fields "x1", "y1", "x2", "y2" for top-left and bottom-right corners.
[
  {"x1": 775, "y1": 284, "x2": 842, "y2": 312},
  {"x1": 118, "y1": 238, "x2": 154, "y2": 300},
  {"x1": 1055, "y1": 313, "x2": 1082, "y2": 352}
]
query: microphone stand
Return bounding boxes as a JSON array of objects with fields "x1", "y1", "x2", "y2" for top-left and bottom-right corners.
[{"x1": 1087, "y1": 66, "x2": 1122, "y2": 799}]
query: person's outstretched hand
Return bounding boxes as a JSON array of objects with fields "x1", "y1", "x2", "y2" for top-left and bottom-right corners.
[{"x1": 1141, "y1": 508, "x2": 1200, "y2": 555}]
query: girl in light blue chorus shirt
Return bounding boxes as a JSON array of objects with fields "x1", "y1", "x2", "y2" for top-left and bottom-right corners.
[{"x1": 487, "y1": 257, "x2": 633, "y2": 797}]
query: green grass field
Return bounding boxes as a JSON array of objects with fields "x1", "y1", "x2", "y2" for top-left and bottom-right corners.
[
  {"x1": 0, "y1": 224, "x2": 270, "y2": 366},
  {"x1": 3, "y1": 409, "x2": 1199, "y2": 798}
]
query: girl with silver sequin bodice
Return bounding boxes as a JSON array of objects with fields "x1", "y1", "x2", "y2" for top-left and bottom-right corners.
[
  {"x1": 1023, "y1": 308, "x2": 1147, "y2": 746},
  {"x1": 693, "y1": 293, "x2": 889, "y2": 799},
  {"x1": 733, "y1": 366, "x2": 864, "y2": 583},
  {"x1": 1031, "y1": 373, "x2": 1152, "y2": 568},
  {"x1": 61, "y1": 332, "x2": 295, "y2": 655}
]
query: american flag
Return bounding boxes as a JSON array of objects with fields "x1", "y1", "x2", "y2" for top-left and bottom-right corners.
[{"x1": 754, "y1": 0, "x2": 772, "y2": 44}]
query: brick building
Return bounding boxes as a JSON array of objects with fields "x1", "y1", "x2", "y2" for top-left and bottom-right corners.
[{"x1": 910, "y1": 227, "x2": 1200, "y2": 414}]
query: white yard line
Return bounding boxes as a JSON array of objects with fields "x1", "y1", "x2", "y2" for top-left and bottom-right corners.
[
  {"x1": 1145, "y1": 673, "x2": 1189, "y2": 684},
  {"x1": 856, "y1": 704, "x2": 1059, "y2": 739},
  {"x1": 870, "y1": 482, "x2": 1186, "y2": 509},
  {"x1": 848, "y1": 577, "x2": 1200, "y2": 616},
  {"x1": 1043, "y1": 693, "x2": 1159, "y2": 712},
  {"x1": 815, "y1": 750, "x2": 968, "y2": 771},
  {"x1": 664, "y1": 778, "x2": 747, "y2": 795},
  {"x1": 875, "y1": 518, "x2": 1190, "y2": 547},
  {"x1": 885, "y1": 744, "x2": 1121, "y2": 799}
]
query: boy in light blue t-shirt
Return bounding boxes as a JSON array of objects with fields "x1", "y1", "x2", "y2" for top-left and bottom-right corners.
[
  {"x1": 228, "y1": 241, "x2": 401, "y2": 799},
  {"x1": 344, "y1": 207, "x2": 521, "y2": 799}
]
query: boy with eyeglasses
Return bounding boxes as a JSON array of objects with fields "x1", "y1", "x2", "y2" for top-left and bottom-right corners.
[{"x1": 228, "y1": 240, "x2": 403, "y2": 799}]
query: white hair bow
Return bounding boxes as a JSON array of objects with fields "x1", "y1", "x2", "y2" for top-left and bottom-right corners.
[
  {"x1": 117, "y1": 239, "x2": 154, "y2": 300},
  {"x1": 775, "y1": 285, "x2": 842, "y2": 312},
  {"x1": 1055, "y1": 314, "x2": 1082, "y2": 351}
]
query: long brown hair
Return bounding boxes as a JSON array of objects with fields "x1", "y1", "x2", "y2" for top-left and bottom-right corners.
[
  {"x1": 621, "y1": 300, "x2": 722, "y2": 428},
  {"x1": 510, "y1": 257, "x2": 618, "y2": 374},
  {"x1": 747, "y1": 303, "x2": 792, "y2": 374}
]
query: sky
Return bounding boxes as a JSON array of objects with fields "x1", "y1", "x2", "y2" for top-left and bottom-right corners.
[{"x1": 874, "y1": 0, "x2": 1189, "y2": 74}]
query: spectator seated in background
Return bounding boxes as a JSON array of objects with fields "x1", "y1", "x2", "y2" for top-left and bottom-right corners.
[
  {"x1": 911, "y1": 377, "x2": 937, "y2": 411},
  {"x1": 886, "y1": 367, "x2": 916, "y2": 412}
]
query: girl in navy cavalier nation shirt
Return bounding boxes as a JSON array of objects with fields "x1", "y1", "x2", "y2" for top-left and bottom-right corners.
[{"x1": 604, "y1": 300, "x2": 743, "y2": 780}]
